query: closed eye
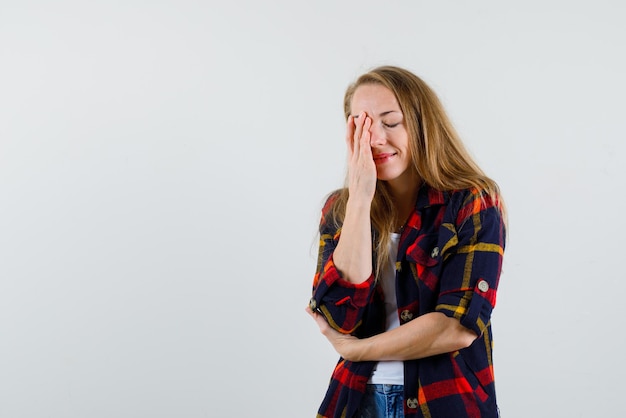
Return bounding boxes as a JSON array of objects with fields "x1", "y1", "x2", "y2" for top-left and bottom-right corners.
[{"x1": 383, "y1": 122, "x2": 400, "y2": 128}]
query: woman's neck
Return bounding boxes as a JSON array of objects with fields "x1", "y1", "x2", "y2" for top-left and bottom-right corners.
[{"x1": 388, "y1": 171, "x2": 422, "y2": 226}]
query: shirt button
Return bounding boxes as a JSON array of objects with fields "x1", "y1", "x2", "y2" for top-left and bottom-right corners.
[
  {"x1": 477, "y1": 280, "x2": 489, "y2": 292},
  {"x1": 309, "y1": 297, "x2": 318, "y2": 311},
  {"x1": 406, "y1": 397, "x2": 418, "y2": 409},
  {"x1": 400, "y1": 310, "x2": 413, "y2": 322},
  {"x1": 431, "y1": 246, "x2": 439, "y2": 258}
]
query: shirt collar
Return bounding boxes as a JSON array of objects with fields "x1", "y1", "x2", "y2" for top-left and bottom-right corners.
[
  {"x1": 415, "y1": 183, "x2": 447, "y2": 209},
  {"x1": 405, "y1": 184, "x2": 448, "y2": 231}
]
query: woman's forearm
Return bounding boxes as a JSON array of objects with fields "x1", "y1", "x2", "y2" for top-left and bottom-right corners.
[
  {"x1": 332, "y1": 198, "x2": 373, "y2": 284},
  {"x1": 351, "y1": 312, "x2": 478, "y2": 361}
]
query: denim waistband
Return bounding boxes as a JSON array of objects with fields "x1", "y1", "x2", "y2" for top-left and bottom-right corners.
[{"x1": 366, "y1": 384, "x2": 404, "y2": 395}]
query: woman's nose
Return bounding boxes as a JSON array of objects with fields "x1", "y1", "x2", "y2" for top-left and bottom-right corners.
[{"x1": 369, "y1": 124, "x2": 386, "y2": 147}]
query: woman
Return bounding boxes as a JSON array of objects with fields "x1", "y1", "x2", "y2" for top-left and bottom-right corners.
[{"x1": 306, "y1": 66, "x2": 506, "y2": 418}]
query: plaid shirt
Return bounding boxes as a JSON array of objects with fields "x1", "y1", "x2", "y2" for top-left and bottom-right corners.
[{"x1": 310, "y1": 185, "x2": 506, "y2": 418}]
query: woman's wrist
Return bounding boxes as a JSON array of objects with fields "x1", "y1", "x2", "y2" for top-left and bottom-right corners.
[
  {"x1": 345, "y1": 197, "x2": 372, "y2": 213},
  {"x1": 344, "y1": 335, "x2": 371, "y2": 362}
]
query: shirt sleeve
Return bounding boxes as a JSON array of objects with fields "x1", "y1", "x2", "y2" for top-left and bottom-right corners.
[
  {"x1": 309, "y1": 195, "x2": 377, "y2": 335},
  {"x1": 435, "y1": 189, "x2": 506, "y2": 338}
]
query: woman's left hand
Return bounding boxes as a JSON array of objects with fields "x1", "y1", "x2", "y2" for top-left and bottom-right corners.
[{"x1": 305, "y1": 306, "x2": 362, "y2": 361}]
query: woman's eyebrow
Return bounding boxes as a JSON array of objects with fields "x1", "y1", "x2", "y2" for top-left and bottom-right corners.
[
  {"x1": 379, "y1": 110, "x2": 401, "y2": 117},
  {"x1": 353, "y1": 110, "x2": 401, "y2": 118}
]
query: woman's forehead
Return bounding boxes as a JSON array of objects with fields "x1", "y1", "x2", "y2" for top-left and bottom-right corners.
[{"x1": 350, "y1": 84, "x2": 401, "y2": 115}]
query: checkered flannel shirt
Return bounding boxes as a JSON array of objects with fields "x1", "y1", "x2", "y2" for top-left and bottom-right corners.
[{"x1": 310, "y1": 185, "x2": 506, "y2": 418}]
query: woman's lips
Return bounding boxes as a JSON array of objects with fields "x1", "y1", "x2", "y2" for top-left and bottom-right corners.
[{"x1": 373, "y1": 153, "x2": 397, "y2": 164}]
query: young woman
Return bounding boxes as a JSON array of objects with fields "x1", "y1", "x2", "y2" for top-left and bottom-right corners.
[{"x1": 307, "y1": 66, "x2": 506, "y2": 418}]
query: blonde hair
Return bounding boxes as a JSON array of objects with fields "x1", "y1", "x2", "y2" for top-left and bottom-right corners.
[{"x1": 325, "y1": 66, "x2": 506, "y2": 278}]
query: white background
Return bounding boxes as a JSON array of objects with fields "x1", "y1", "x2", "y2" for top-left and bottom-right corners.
[{"x1": 1, "y1": 1, "x2": 625, "y2": 417}]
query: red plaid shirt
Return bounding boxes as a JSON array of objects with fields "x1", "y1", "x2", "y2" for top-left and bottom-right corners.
[{"x1": 310, "y1": 185, "x2": 506, "y2": 418}]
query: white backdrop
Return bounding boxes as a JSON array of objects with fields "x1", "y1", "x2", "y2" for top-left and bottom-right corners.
[{"x1": 1, "y1": 1, "x2": 625, "y2": 417}]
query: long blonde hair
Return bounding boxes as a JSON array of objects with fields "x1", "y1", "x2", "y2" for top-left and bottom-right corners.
[{"x1": 325, "y1": 66, "x2": 506, "y2": 278}]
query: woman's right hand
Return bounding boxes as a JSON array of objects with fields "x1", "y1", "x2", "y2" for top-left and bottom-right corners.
[
  {"x1": 346, "y1": 112, "x2": 377, "y2": 204},
  {"x1": 331, "y1": 112, "x2": 376, "y2": 283}
]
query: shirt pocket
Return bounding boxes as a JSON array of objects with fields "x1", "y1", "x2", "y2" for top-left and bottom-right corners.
[
  {"x1": 453, "y1": 350, "x2": 491, "y2": 403},
  {"x1": 405, "y1": 233, "x2": 441, "y2": 290},
  {"x1": 406, "y1": 233, "x2": 440, "y2": 265}
]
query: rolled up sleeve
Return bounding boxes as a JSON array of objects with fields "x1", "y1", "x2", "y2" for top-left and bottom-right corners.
[
  {"x1": 435, "y1": 190, "x2": 506, "y2": 338},
  {"x1": 310, "y1": 198, "x2": 376, "y2": 334}
]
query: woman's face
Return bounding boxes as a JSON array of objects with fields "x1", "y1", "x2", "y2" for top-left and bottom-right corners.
[{"x1": 350, "y1": 84, "x2": 413, "y2": 188}]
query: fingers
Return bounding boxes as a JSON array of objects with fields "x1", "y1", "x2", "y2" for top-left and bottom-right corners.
[
  {"x1": 360, "y1": 116, "x2": 372, "y2": 159},
  {"x1": 351, "y1": 113, "x2": 362, "y2": 159},
  {"x1": 349, "y1": 112, "x2": 372, "y2": 159},
  {"x1": 353, "y1": 112, "x2": 364, "y2": 146},
  {"x1": 345, "y1": 111, "x2": 377, "y2": 201},
  {"x1": 345, "y1": 115, "x2": 355, "y2": 155},
  {"x1": 305, "y1": 305, "x2": 321, "y2": 322},
  {"x1": 305, "y1": 306, "x2": 330, "y2": 333}
]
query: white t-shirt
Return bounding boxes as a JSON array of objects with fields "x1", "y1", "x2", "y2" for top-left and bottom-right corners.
[{"x1": 369, "y1": 232, "x2": 404, "y2": 385}]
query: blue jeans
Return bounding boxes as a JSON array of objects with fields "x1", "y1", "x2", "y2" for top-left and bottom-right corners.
[{"x1": 357, "y1": 384, "x2": 404, "y2": 418}]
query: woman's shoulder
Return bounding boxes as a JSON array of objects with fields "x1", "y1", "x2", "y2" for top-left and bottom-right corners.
[
  {"x1": 444, "y1": 186, "x2": 504, "y2": 226},
  {"x1": 446, "y1": 186, "x2": 500, "y2": 206},
  {"x1": 321, "y1": 188, "x2": 346, "y2": 214}
]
